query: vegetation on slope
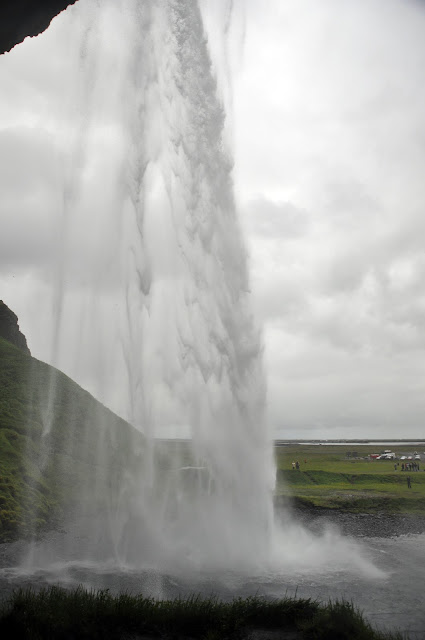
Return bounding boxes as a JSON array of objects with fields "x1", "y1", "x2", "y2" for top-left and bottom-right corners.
[
  {"x1": 0, "y1": 336, "x2": 145, "y2": 542},
  {"x1": 0, "y1": 586, "x2": 404, "y2": 640}
]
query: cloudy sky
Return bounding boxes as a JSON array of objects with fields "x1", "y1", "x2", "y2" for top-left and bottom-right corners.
[{"x1": 1, "y1": 0, "x2": 425, "y2": 439}]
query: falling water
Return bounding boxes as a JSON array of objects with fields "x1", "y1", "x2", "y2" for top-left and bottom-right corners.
[
  {"x1": 0, "y1": 0, "x2": 390, "y2": 601},
  {"x1": 24, "y1": 0, "x2": 275, "y2": 570}
]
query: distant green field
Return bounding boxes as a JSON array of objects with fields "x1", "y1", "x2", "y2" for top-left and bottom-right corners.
[{"x1": 275, "y1": 444, "x2": 425, "y2": 514}]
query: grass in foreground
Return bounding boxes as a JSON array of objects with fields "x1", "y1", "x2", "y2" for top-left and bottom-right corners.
[{"x1": 0, "y1": 586, "x2": 404, "y2": 640}]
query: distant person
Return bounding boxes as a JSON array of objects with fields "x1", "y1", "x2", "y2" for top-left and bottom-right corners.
[
  {"x1": 292, "y1": 462, "x2": 295, "y2": 470},
  {"x1": 401, "y1": 463, "x2": 405, "y2": 471},
  {"x1": 407, "y1": 476, "x2": 411, "y2": 489},
  {"x1": 296, "y1": 461, "x2": 300, "y2": 471},
  {"x1": 394, "y1": 463, "x2": 397, "y2": 471}
]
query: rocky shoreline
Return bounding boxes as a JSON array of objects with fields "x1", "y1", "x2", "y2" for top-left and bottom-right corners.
[{"x1": 278, "y1": 500, "x2": 425, "y2": 538}]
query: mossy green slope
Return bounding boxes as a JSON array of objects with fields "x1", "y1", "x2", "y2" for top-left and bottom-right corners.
[{"x1": 0, "y1": 336, "x2": 145, "y2": 542}]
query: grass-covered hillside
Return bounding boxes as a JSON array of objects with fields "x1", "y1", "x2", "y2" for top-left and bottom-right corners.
[
  {"x1": 275, "y1": 444, "x2": 425, "y2": 514},
  {"x1": 0, "y1": 336, "x2": 145, "y2": 542}
]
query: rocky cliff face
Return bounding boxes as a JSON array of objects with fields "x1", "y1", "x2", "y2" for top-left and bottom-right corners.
[
  {"x1": 0, "y1": 300, "x2": 31, "y2": 355},
  {"x1": 0, "y1": 1, "x2": 78, "y2": 54}
]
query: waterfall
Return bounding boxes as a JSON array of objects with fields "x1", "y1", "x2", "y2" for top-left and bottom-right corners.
[{"x1": 33, "y1": 0, "x2": 275, "y2": 570}]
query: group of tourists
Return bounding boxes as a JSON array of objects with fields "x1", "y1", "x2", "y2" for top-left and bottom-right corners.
[
  {"x1": 291, "y1": 461, "x2": 300, "y2": 470},
  {"x1": 401, "y1": 462, "x2": 420, "y2": 472}
]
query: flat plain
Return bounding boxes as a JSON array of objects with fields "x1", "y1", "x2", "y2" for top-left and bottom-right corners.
[{"x1": 275, "y1": 443, "x2": 425, "y2": 514}]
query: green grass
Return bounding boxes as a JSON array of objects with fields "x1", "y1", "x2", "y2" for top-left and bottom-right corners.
[
  {"x1": 275, "y1": 445, "x2": 425, "y2": 514},
  {"x1": 0, "y1": 336, "x2": 145, "y2": 542},
  {"x1": 0, "y1": 586, "x2": 404, "y2": 640}
]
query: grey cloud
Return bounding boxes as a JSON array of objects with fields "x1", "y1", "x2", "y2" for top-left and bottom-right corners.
[
  {"x1": 237, "y1": 0, "x2": 425, "y2": 437},
  {"x1": 1, "y1": 0, "x2": 425, "y2": 439},
  {"x1": 322, "y1": 180, "x2": 382, "y2": 228},
  {"x1": 0, "y1": 127, "x2": 60, "y2": 270},
  {"x1": 0, "y1": 127, "x2": 60, "y2": 193},
  {"x1": 251, "y1": 274, "x2": 310, "y2": 326},
  {"x1": 268, "y1": 342, "x2": 425, "y2": 437},
  {"x1": 0, "y1": 216, "x2": 57, "y2": 271},
  {"x1": 321, "y1": 253, "x2": 370, "y2": 295},
  {"x1": 388, "y1": 212, "x2": 425, "y2": 259},
  {"x1": 243, "y1": 197, "x2": 309, "y2": 238}
]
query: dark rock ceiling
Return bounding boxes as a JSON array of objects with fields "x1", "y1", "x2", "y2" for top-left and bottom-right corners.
[{"x1": 0, "y1": 1, "x2": 78, "y2": 55}]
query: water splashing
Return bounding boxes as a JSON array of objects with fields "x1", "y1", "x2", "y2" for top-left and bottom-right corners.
[
  {"x1": 0, "y1": 0, "x2": 386, "y2": 586},
  {"x1": 27, "y1": 0, "x2": 275, "y2": 570}
]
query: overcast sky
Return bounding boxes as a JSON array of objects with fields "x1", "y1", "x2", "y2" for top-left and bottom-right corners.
[{"x1": 1, "y1": 0, "x2": 425, "y2": 439}]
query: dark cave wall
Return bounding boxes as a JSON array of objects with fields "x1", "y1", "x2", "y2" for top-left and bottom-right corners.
[{"x1": 0, "y1": 1, "x2": 78, "y2": 54}]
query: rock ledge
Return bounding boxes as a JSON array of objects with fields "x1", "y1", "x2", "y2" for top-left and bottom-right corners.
[{"x1": 0, "y1": 300, "x2": 30, "y2": 354}]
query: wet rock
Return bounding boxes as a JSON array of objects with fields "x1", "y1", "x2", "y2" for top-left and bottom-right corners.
[
  {"x1": 245, "y1": 630, "x2": 301, "y2": 639},
  {"x1": 276, "y1": 502, "x2": 425, "y2": 538},
  {"x1": 0, "y1": 300, "x2": 30, "y2": 354}
]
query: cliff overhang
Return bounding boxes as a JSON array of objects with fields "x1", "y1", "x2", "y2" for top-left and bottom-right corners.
[{"x1": 0, "y1": 1, "x2": 78, "y2": 54}]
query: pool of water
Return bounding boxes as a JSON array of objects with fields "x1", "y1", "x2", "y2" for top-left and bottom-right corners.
[{"x1": 0, "y1": 531, "x2": 423, "y2": 638}]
